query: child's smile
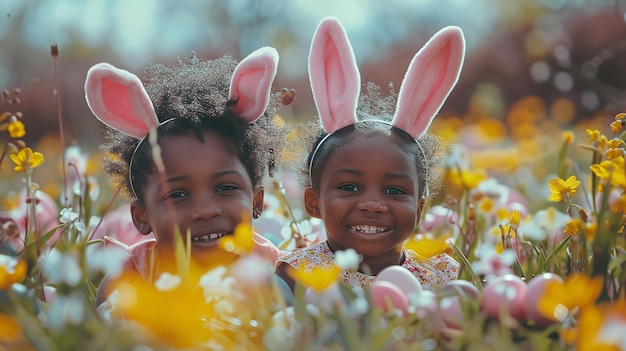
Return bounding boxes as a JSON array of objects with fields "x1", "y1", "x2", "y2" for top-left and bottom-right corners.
[{"x1": 307, "y1": 132, "x2": 424, "y2": 266}]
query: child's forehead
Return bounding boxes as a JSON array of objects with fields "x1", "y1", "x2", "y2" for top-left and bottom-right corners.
[
  {"x1": 156, "y1": 130, "x2": 239, "y2": 162},
  {"x1": 331, "y1": 132, "x2": 414, "y2": 161}
]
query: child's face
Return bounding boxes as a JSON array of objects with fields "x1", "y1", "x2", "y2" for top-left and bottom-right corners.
[
  {"x1": 131, "y1": 130, "x2": 262, "y2": 260},
  {"x1": 305, "y1": 132, "x2": 423, "y2": 258}
]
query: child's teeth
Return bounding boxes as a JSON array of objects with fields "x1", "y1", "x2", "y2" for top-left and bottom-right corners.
[
  {"x1": 192, "y1": 233, "x2": 226, "y2": 242},
  {"x1": 351, "y1": 225, "x2": 385, "y2": 234}
]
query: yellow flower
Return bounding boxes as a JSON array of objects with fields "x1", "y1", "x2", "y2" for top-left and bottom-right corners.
[
  {"x1": 538, "y1": 273, "x2": 603, "y2": 322},
  {"x1": 590, "y1": 157, "x2": 626, "y2": 189},
  {"x1": 598, "y1": 135, "x2": 608, "y2": 150},
  {"x1": 610, "y1": 112, "x2": 626, "y2": 133},
  {"x1": 219, "y1": 215, "x2": 254, "y2": 256},
  {"x1": 610, "y1": 120, "x2": 623, "y2": 134},
  {"x1": 569, "y1": 299, "x2": 626, "y2": 351},
  {"x1": 509, "y1": 210, "x2": 522, "y2": 228},
  {"x1": 548, "y1": 175, "x2": 580, "y2": 202},
  {"x1": 9, "y1": 147, "x2": 44, "y2": 172},
  {"x1": 586, "y1": 129, "x2": 600, "y2": 143},
  {"x1": 562, "y1": 131, "x2": 574, "y2": 144},
  {"x1": 0, "y1": 256, "x2": 27, "y2": 290},
  {"x1": 289, "y1": 265, "x2": 341, "y2": 291},
  {"x1": 404, "y1": 234, "x2": 452, "y2": 258},
  {"x1": 7, "y1": 118, "x2": 25, "y2": 138},
  {"x1": 446, "y1": 168, "x2": 488, "y2": 190},
  {"x1": 606, "y1": 148, "x2": 625, "y2": 160},
  {"x1": 113, "y1": 274, "x2": 213, "y2": 349},
  {"x1": 563, "y1": 218, "x2": 584, "y2": 236},
  {"x1": 0, "y1": 314, "x2": 22, "y2": 343}
]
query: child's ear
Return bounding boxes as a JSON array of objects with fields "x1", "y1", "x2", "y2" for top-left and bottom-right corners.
[
  {"x1": 253, "y1": 187, "x2": 265, "y2": 217},
  {"x1": 304, "y1": 188, "x2": 322, "y2": 218},
  {"x1": 415, "y1": 197, "x2": 426, "y2": 227},
  {"x1": 130, "y1": 200, "x2": 152, "y2": 235}
]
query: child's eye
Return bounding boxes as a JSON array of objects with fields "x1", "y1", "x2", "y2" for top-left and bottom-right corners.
[
  {"x1": 385, "y1": 187, "x2": 406, "y2": 195},
  {"x1": 339, "y1": 184, "x2": 359, "y2": 192},
  {"x1": 216, "y1": 184, "x2": 239, "y2": 193},
  {"x1": 167, "y1": 190, "x2": 188, "y2": 199}
]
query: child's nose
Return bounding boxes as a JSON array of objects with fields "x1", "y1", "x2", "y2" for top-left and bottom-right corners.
[
  {"x1": 357, "y1": 199, "x2": 388, "y2": 213},
  {"x1": 190, "y1": 200, "x2": 222, "y2": 220}
]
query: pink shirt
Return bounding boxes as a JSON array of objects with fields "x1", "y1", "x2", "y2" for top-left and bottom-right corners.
[{"x1": 103, "y1": 232, "x2": 280, "y2": 280}]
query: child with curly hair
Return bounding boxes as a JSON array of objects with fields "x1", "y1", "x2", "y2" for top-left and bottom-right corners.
[
  {"x1": 85, "y1": 47, "x2": 286, "y2": 306},
  {"x1": 276, "y1": 17, "x2": 463, "y2": 292}
]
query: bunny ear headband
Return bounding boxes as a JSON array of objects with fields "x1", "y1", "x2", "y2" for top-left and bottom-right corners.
[
  {"x1": 307, "y1": 17, "x2": 465, "y2": 191},
  {"x1": 84, "y1": 46, "x2": 279, "y2": 198}
]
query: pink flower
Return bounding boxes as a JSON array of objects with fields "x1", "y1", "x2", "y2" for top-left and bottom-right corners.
[{"x1": 2, "y1": 188, "x2": 60, "y2": 252}]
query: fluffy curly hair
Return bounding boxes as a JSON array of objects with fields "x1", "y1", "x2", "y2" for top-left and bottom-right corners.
[
  {"x1": 100, "y1": 53, "x2": 286, "y2": 203},
  {"x1": 297, "y1": 82, "x2": 446, "y2": 198}
]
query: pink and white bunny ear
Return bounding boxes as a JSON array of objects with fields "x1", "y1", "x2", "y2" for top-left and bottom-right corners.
[
  {"x1": 85, "y1": 63, "x2": 159, "y2": 139},
  {"x1": 228, "y1": 46, "x2": 279, "y2": 123},
  {"x1": 391, "y1": 26, "x2": 465, "y2": 138},
  {"x1": 309, "y1": 17, "x2": 360, "y2": 134}
]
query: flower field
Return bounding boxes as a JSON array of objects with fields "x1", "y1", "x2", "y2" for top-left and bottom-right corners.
[{"x1": 1, "y1": 71, "x2": 625, "y2": 350}]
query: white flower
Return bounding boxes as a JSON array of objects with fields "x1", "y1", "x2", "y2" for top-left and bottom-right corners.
[
  {"x1": 155, "y1": 272, "x2": 182, "y2": 291},
  {"x1": 198, "y1": 266, "x2": 236, "y2": 303},
  {"x1": 59, "y1": 207, "x2": 79, "y2": 224},
  {"x1": 45, "y1": 292, "x2": 85, "y2": 331},
  {"x1": 85, "y1": 244, "x2": 127, "y2": 277},
  {"x1": 517, "y1": 220, "x2": 546, "y2": 241},
  {"x1": 471, "y1": 243, "x2": 516, "y2": 277},
  {"x1": 41, "y1": 249, "x2": 82, "y2": 286},
  {"x1": 334, "y1": 248, "x2": 360, "y2": 272},
  {"x1": 408, "y1": 290, "x2": 437, "y2": 319},
  {"x1": 0, "y1": 254, "x2": 19, "y2": 274}
]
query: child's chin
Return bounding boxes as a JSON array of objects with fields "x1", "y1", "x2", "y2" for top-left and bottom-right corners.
[{"x1": 190, "y1": 245, "x2": 239, "y2": 266}]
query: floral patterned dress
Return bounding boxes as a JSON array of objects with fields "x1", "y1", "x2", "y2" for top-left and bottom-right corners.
[{"x1": 276, "y1": 241, "x2": 459, "y2": 290}]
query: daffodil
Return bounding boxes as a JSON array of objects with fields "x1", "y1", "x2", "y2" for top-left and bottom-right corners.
[
  {"x1": 610, "y1": 112, "x2": 626, "y2": 133},
  {"x1": 590, "y1": 157, "x2": 626, "y2": 189},
  {"x1": 289, "y1": 265, "x2": 341, "y2": 291},
  {"x1": 219, "y1": 218, "x2": 254, "y2": 256},
  {"x1": 563, "y1": 218, "x2": 584, "y2": 236},
  {"x1": 0, "y1": 313, "x2": 22, "y2": 343},
  {"x1": 7, "y1": 118, "x2": 25, "y2": 138},
  {"x1": 567, "y1": 299, "x2": 626, "y2": 351},
  {"x1": 548, "y1": 175, "x2": 580, "y2": 202},
  {"x1": 562, "y1": 131, "x2": 574, "y2": 144},
  {"x1": 404, "y1": 234, "x2": 452, "y2": 258},
  {"x1": 446, "y1": 167, "x2": 488, "y2": 191},
  {"x1": 610, "y1": 120, "x2": 624, "y2": 134},
  {"x1": 113, "y1": 272, "x2": 213, "y2": 349},
  {"x1": 537, "y1": 273, "x2": 603, "y2": 322},
  {"x1": 0, "y1": 255, "x2": 27, "y2": 290},
  {"x1": 587, "y1": 128, "x2": 600, "y2": 143},
  {"x1": 9, "y1": 147, "x2": 44, "y2": 172}
]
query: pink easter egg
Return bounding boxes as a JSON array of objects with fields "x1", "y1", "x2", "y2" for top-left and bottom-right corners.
[
  {"x1": 439, "y1": 280, "x2": 480, "y2": 299},
  {"x1": 480, "y1": 275, "x2": 527, "y2": 321},
  {"x1": 370, "y1": 281, "x2": 409, "y2": 316},
  {"x1": 524, "y1": 273, "x2": 564, "y2": 327},
  {"x1": 439, "y1": 296, "x2": 464, "y2": 329},
  {"x1": 375, "y1": 265, "x2": 423, "y2": 298}
]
